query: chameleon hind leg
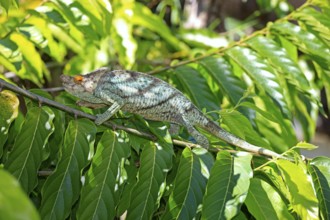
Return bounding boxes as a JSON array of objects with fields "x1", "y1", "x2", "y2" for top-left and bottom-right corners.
[{"x1": 182, "y1": 115, "x2": 209, "y2": 149}]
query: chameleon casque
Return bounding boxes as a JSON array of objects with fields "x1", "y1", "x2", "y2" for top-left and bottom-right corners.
[{"x1": 61, "y1": 67, "x2": 281, "y2": 158}]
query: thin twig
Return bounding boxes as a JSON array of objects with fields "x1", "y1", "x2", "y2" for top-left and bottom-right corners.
[{"x1": 41, "y1": 86, "x2": 65, "y2": 92}]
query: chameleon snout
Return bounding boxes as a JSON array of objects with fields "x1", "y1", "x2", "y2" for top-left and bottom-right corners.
[{"x1": 60, "y1": 74, "x2": 70, "y2": 82}]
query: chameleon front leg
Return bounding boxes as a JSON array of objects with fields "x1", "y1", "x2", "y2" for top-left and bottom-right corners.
[{"x1": 95, "y1": 102, "x2": 123, "y2": 125}]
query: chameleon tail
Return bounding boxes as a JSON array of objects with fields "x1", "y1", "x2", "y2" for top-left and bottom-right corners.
[{"x1": 201, "y1": 120, "x2": 282, "y2": 158}]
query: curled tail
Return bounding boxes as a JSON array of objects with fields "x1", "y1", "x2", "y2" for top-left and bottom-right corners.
[{"x1": 200, "y1": 119, "x2": 282, "y2": 158}]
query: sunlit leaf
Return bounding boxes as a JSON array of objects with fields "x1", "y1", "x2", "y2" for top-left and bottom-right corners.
[
  {"x1": 50, "y1": 0, "x2": 93, "y2": 42},
  {"x1": 293, "y1": 7, "x2": 330, "y2": 47},
  {"x1": 247, "y1": 36, "x2": 310, "y2": 92},
  {"x1": 132, "y1": 2, "x2": 187, "y2": 50},
  {"x1": 201, "y1": 151, "x2": 253, "y2": 220},
  {"x1": 21, "y1": 17, "x2": 66, "y2": 62},
  {"x1": 294, "y1": 142, "x2": 318, "y2": 150},
  {"x1": 111, "y1": 15, "x2": 137, "y2": 68},
  {"x1": 10, "y1": 32, "x2": 44, "y2": 86},
  {"x1": 245, "y1": 178, "x2": 294, "y2": 220},
  {"x1": 271, "y1": 22, "x2": 330, "y2": 71},
  {"x1": 0, "y1": 36, "x2": 22, "y2": 73},
  {"x1": 277, "y1": 160, "x2": 319, "y2": 219},
  {"x1": 226, "y1": 46, "x2": 290, "y2": 117},
  {"x1": 256, "y1": 164, "x2": 291, "y2": 201}
]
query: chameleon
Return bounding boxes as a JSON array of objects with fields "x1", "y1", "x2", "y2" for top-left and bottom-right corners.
[{"x1": 60, "y1": 67, "x2": 281, "y2": 158}]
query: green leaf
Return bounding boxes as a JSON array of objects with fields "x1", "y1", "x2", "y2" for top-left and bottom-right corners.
[
  {"x1": 20, "y1": 17, "x2": 66, "y2": 62},
  {"x1": 320, "y1": 69, "x2": 330, "y2": 113},
  {"x1": 116, "y1": 155, "x2": 139, "y2": 216},
  {"x1": 71, "y1": 1, "x2": 105, "y2": 36},
  {"x1": 0, "y1": 169, "x2": 40, "y2": 220},
  {"x1": 247, "y1": 36, "x2": 310, "y2": 92},
  {"x1": 277, "y1": 160, "x2": 319, "y2": 219},
  {"x1": 242, "y1": 92, "x2": 297, "y2": 152},
  {"x1": 226, "y1": 46, "x2": 289, "y2": 117},
  {"x1": 162, "y1": 148, "x2": 213, "y2": 220},
  {"x1": 311, "y1": 0, "x2": 330, "y2": 8},
  {"x1": 220, "y1": 110, "x2": 270, "y2": 148},
  {"x1": 132, "y1": 2, "x2": 187, "y2": 50},
  {"x1": 198, "y1": 56, "x2": 247, "y2": 105},
  {"x1": 270, "y1": 22, "x2": 330, "y2": 71},
  {"x1": 293, "y1": 7, "x2": 330, "y2": 47},
  {"x1": 40, "y1": 119, "x2": 96, "y2": 220},
  {"x1": 0, "y1": 37, "x2": 24, "y2": 75},
  {"x1": 294, "y1": 142, "x2": 318, "y2": 150},
  {"x1": 0, "y1": 90, "x2": 19, "y2": 156},
  {"x1": 77, "y1": 130, "x2": 130, "y2": 220},
  {"x1": 173, "y1": 65, "x2": 220, "y2": 114},
  {"x1": 111, "y1": 11, "x2": 137, "y2": 68},
  {"x1": 245, "y1": 178, "x2": 294, "y2": 220},
  {"x1": 141, "y1": 120, "x2": 174, "y2": 156},
  {"x1": 126, "y1": 142, "x2": 172, "y2": 220},
  {"x1": 308, "y1": 157, "x2": 330, "y2": 220},
  {"x1": 0, "y1": 0, "x2": 18, "y2": 12},
  {"x1": 256, "y1": 164, "x2": 291, "y2": 202},
  {"x1": 201, "y1": 151, "x2": 253, "y2": 220},
  {"x1": 10, "y1": 32, "x2": 44, "y2": 86},
  {"x1": 33, "y1": 3, "x2": 84, "y2": 54},
  {"x1": 239, "y1": 93, "x2": 297, "y2": 151},
  {"x1": 51, "y1": 0, "x2": 95, "y2": 42},
  {"x1": 4, "y1": 106, "x2": 54, "y2": 194},
  {"x1": 47, "y1": 107, "x2": 66, "y2": 161},
  {"x1": 294, "y1": 94, "x2": 316, "y2": 141},
  {"x1": 239, "y1": 99, "x2": 296, "y2": 143}
]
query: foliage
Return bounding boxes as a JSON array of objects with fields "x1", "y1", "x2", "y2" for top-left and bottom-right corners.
[{"x1": 1, "y1": 0, "x2": 330, "y2": 219}]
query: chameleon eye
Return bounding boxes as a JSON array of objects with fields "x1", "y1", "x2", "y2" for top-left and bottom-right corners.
[{"x1": 74, "y1": 76, "x2": 84, "y2": 84}]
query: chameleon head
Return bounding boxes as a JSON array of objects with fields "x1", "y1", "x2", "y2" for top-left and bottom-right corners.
[{"x1": 60, "y1": 67, "x2": 109, "y2": 99}]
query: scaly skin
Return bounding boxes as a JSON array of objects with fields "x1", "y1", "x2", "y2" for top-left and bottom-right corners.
[{"x1": 61, "y1": 67, "x2": 281, "y2": 158}]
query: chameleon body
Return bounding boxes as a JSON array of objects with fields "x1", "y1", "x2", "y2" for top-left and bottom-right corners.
[{"x1": 61, "y1": 67, "x2": 281, "y2": 158}]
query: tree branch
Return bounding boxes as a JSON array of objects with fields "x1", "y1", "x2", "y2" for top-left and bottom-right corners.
[
  {"x1": 0, "y1": 78, "x2": 157, "y2": 141},
  {"x1": 0, "y1": 78, "x2": 282, "y2": 159}
]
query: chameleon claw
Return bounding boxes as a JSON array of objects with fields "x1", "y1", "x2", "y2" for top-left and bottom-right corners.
[{"x1": 94, "y1": 115, "x2": 104, "y2": 125}]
